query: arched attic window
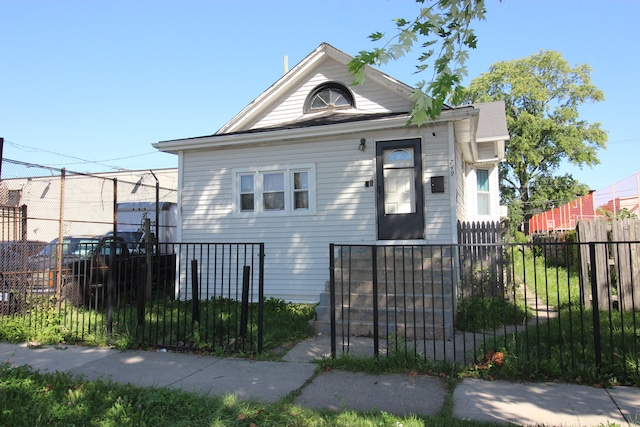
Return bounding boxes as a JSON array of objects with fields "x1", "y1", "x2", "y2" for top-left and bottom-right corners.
[{"x1": 304, "y1": 82, "x2": 355, "y2": 113}]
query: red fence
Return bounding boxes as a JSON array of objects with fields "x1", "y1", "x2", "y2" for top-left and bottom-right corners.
[{"x1": 529, "y1": 173, "x2": 640, "y2": 234}]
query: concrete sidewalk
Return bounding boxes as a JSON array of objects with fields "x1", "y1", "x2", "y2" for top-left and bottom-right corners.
[{"x1": 1, "y1": 338, "x2": 638, "y2": 426}]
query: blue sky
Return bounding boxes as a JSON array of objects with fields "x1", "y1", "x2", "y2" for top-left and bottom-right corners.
[{"x1": 1, "y1": 0, "x2": 638, "y2": 192}]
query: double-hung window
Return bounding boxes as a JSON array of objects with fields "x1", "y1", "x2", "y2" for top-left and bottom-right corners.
[
  {"x1": 263, "y1": 172, "x2": 285, "y2": 211},
  {"x1": 292, "y1": 170, "x2": 309, "y2": 210},
  {"x1": 476, "y1": 168, "x2": 490, "y2": 216},
  {"x1": 239, "y1": 174, "x2": 255, "y2": 212},
  {"x1": 234, "y1": 164, "x2": 315, "y2": 215}
]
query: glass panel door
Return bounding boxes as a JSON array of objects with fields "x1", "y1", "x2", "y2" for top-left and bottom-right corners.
[
  {"x1": 376, "y1": 139, "x2": 424, "y2": 240},
  {"x1": 383, "y1": 148, "x2": 415, "y2": 214}
]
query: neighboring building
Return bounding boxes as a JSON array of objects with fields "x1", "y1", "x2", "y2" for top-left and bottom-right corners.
[
  {"x1": 153, "y1": 43, "x2": 509, "y2": 302},
  {"x1": 597, "y1": 196, "x2": 640, "y2": 218},
  {"x1": 0, "y1": 168, "x2": 177, "y2": 243},
  {"x1": 529, "y1": 172, "x2": 640, "y2": 234},
  {"x1": 529, "y1": 193, "x2": 597, "y2": 234}
]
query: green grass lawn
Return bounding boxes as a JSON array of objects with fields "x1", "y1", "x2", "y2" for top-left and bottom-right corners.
[
  {"x1": 478, "y1": 247, "x2": 640, "y2": 386},
  {"x1": 1, "y1": 248, "x2": 638, "y2": 424},
  {"x1": 0, "y1": 361, "x2": 511, "y2": 427},
  {"x1": 0, "y1": 297, "x2": 317, "y2": 358}
]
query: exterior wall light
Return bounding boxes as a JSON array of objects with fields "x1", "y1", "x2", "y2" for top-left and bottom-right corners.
[{"x1": 358, "y1": 138, "x2": 366, "y2": 151}]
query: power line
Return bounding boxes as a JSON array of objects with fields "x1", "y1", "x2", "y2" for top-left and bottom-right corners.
[
  {"x1": 2, "y1": 158, "x2": 177, "y2": 193},
  {"x1": 607, "y1": 137, "x2": 640, "y2": 146},
  {"x1": 4, "y1": 140, "x2": 168, "y2": 171}
]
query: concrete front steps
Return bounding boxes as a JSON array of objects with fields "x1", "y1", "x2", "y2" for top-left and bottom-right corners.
[{"x1": 312, "y1": 245, "x2": 456, "y2": 340}]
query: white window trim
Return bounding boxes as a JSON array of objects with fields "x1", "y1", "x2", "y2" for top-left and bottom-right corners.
[
  {"x1": 476, "y1": 167, "x2": 492, "y2": 217},
  {"x1": 232, "y1": 164, "x2": 316, "y2": 216}
]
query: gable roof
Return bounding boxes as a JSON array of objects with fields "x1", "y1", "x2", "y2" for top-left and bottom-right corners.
[
  {"x1": 154, "y1": 43, "x2": 508, "y2": 162},
  {"x1": 216, "y1": 43, "x2": 431, "y2": 135},
  {"x1": 475, "y1": 100, "x2": 509, "y2": 143},
  {"x1": 217, "y1": 111, "x2": 408, "y2": 137},
  {"x1": 452, "y1": 101, "x2": 509, "y2": 163}
]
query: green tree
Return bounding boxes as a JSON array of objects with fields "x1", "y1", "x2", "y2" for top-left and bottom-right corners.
[
  {"x1": 597, "y1": 207, "x2": 638, "y2": 221},
  {"x1": 528, "y1": 173, "x2": 591, "y2": 213},
  {"x1": 464, "y1": 50, "x2": 607, "y2": 230},
  {"x1": 349, "y1": 0, "x2": 489, "y2": 124},
  {"x1": 522, "y1": 174, "x2": 591, "y2": 233},
  {"x1": 502, "y1": 173, "x2": 592, "y2": 233}
]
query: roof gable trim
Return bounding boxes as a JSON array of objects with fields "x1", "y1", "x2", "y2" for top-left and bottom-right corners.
[
  {"x1": 217, "y1": 43, "x2": 415, "y2": 135},
  {"x1": 154, "y1": 108, "x2": 477, "y2": 153}
]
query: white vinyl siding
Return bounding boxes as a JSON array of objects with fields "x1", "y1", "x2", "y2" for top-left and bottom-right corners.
[
  {"x1": 180, "y1": 139, "x2": 375, "y2": 302},
  {"x1": 419, "y1": 124, "x2": 454, "y2": 243},
  {"x1": 178, "y1": 123, "x2": 454, "y2": 302},
  {"x1": 477, "y1": 142, "x2": 497, "y2": 161},
  {"x1": 248, "y1": 58, "x2": 414, "y2": 130},
  {"x1": 455, "y1": 145, "x2": 467, "y2": 222}
]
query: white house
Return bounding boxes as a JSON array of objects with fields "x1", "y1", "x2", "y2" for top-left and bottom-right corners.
[{"x1": 153, "y1": 43, "x2": 508, "y2": 303}]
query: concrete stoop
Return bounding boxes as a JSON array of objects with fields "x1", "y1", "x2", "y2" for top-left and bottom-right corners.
[{"x1": 313, "y1": 248, "x2": 455, "y2": 341}]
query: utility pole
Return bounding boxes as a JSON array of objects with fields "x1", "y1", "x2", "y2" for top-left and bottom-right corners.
[{"x1": 0, "y1": 137, "x2": 4, "y2": 180}]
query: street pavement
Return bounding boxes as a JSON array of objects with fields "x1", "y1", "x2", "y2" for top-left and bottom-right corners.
[{"x1": 0, "y1": 336, "x2": 638, "y2": 426}]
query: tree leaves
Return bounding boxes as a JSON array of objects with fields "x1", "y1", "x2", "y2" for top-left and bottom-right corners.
[
  {"x1": 348, "y1": 0, "x2": 488, "y2": 124},
  {"x1": 465, "y1": 50, "x2": 607, "y2": 225}
]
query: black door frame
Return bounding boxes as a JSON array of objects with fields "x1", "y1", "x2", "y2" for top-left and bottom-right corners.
[{"x1": 376, "y1": 138, "x2": 425, "y2": 240}]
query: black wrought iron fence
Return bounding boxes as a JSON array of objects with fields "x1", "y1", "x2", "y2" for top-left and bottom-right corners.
[
  {"x1": 0, "y1": 241, "x2": 265, "y2": 354},
  {"x1": 325, "y1": 241, "x2": 640, "y2": 384}
]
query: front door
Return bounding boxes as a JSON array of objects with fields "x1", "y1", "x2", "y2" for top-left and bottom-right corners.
[{"x1": 376, "y1": 139, "x2": 425, "y2": 240}]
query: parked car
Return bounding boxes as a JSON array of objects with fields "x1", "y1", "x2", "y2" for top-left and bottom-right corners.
[
  {"x1": 8, "y1": 234, "x2": 173, "y2": 308},
  {"x1": 28, "y1": 236, "x2": 103, "y2": 293},
  {"x1": 0, "y1": 240, "x2": 47, "y2": 283},
  {"x1": 0, "y1": 240, "x2": 47, "y2": 272},
  {"x1": 0, "y1": 240, "x2": 47, "y2": 258},
  {"x1": 28, "y1": 235, "x2": 136, "y2": 305},
  {"x1": 61, "y1": 235, "x2": 134, "y2": 306},
  {"x1": 31, "y1": 236, "x2": 100, "y2": 260},
  {"x1": 1, "y1": 247, "x2": 23, "y2": 273},
  {"x1": 105, "y1": 230, "x2": 144, "y2": 252}
]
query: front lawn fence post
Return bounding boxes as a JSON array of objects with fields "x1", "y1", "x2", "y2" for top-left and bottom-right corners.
[
  {"x1": 330, "y1": 243, "x2": 336, "y2": 358},
  {"x1": 589, "y1": 242, "x2": 602, "y2": 373},
  {"x1": 371, "y1": 245, "x2": 379, "y2": 357},
  {"x1": 240, "y1": 265, "x2": 250, "y2": 338},
  {"x1": 137, "y1": 264, "x2": 145, "y2": 326},
  {"x1": 257, "y1": 243, "x2": 265, "y2": 353},
  {"x1": 191, "y1": 259, "x2": 200, "y2": 324}
]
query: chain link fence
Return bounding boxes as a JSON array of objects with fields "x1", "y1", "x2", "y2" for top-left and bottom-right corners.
[
  {"x1": 1, "y1": 157, "x2": 268, "y2": 354},
  {"x1": 0, "y1": 157, "x2": 178, "y2": 314},
  {"x1": 1, "y1": 158, "x2": 177, "y2": 243},
  {"x1": 529, "y1": 172, "x2": 640, "y2": 233},
  {"x1": 593, "y1": 172, "x2": 640, "y2": 216}
]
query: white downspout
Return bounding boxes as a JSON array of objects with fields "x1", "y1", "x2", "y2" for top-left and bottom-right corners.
[
  {"x1": 175, "y1": 151, "x2": 185, "y2": 300},
  {"x1": 448, "y1": 122, "x2": 458, "y2": 244}
]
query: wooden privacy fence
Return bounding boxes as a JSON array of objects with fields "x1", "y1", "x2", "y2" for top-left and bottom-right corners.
[
  {"x1": 577, "y1": 218, "x2": 640, "y2": 311},
  {"x1": 457, "y1": 221, "x2": 508, "y2": 296}
]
